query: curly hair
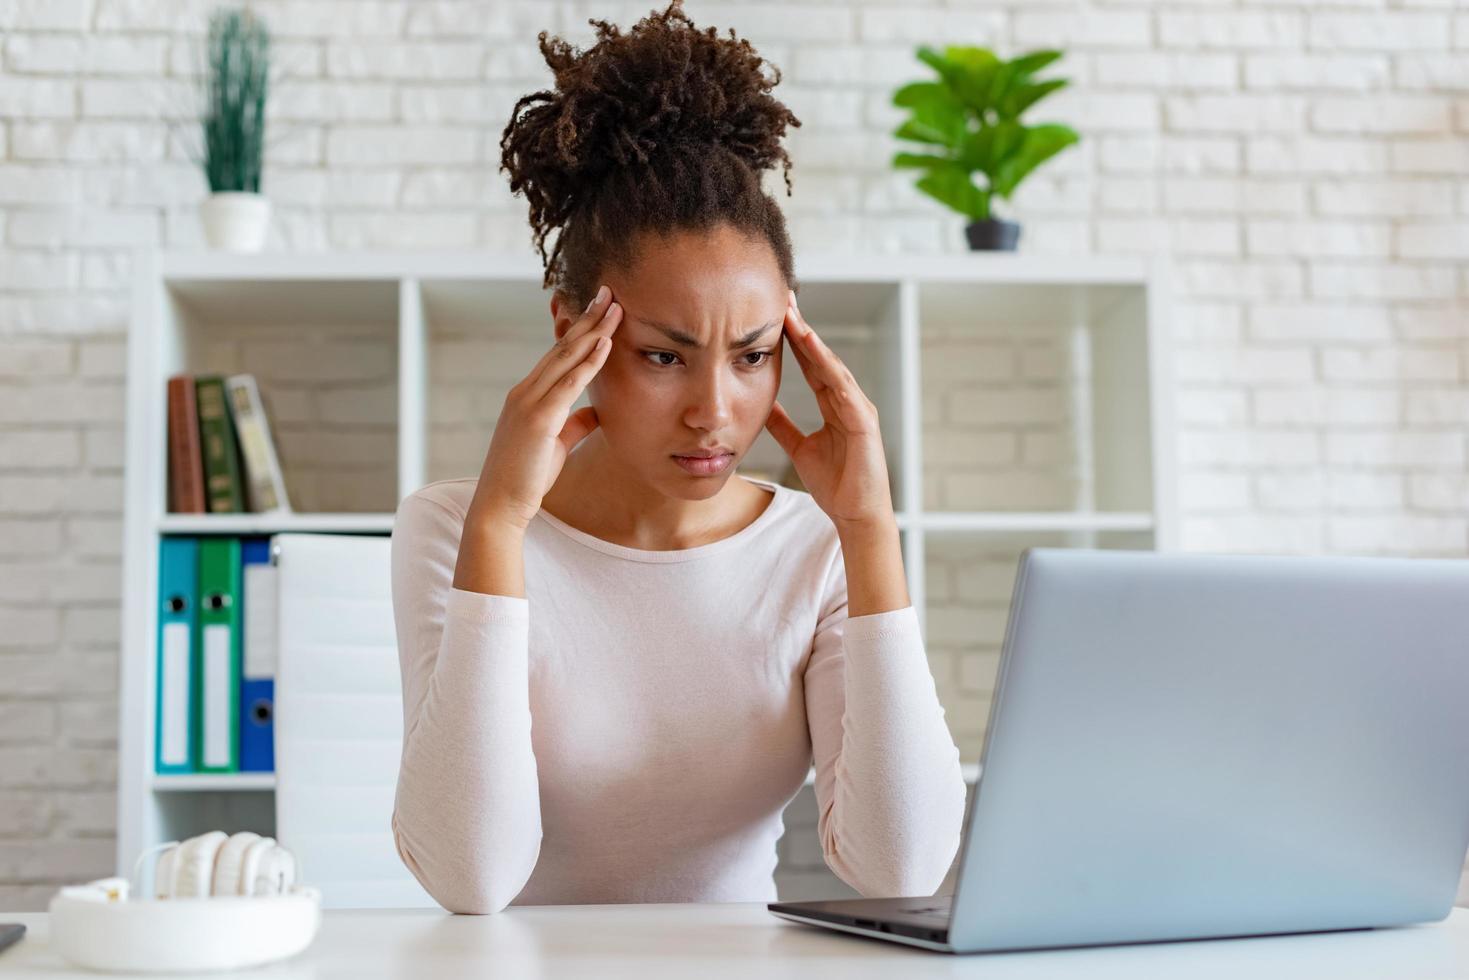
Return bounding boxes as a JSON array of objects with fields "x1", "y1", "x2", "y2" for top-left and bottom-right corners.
[{"x1": 498, "y1": 0, "x2": 802, "y2": 306}]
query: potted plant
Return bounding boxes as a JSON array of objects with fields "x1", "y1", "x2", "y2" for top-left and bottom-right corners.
[
  {"x1": 197, "y1": 7, "x2": 272, "y2": 252},
  {"x1": 891, "y1": 46, "x2": 1080, "y2": 251}
]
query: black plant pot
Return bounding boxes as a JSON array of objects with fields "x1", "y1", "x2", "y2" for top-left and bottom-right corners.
[{"x1": 965, "y1": 217, "x2": 1021, "y2": 251}]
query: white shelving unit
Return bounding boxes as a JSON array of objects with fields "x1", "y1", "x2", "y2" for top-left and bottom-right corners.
[{"x1": 117, "y1": 249, "x2": 1176, "y2": 880}]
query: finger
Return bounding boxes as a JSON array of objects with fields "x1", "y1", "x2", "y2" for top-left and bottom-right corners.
[
  {"x1": 764, "y1": 400, "x2": 805, "y2": 457},
  {"x1": 793, "y1": 311, "x2": 874, "y2": 426},
  {"x1": 788, "y1": 298, "x2": 858, "y2": 394},
  {"x1": 813, "y1": 384, "x2": 846, "y2": 430},
  {"x1": 786, "y1": 320, "x2": 854, "y2": 433},
  {"x1": 528, "y1": 302, "x2": 622, "y2": 400},
  {"x1": 515, "y1": 329, "x2": 609, "y2": 421},
  {"x1": 557, "y1": 404, "x2": 601, "y2": 454},
  {"x1": 527, "y1": 286, "x2": 618, "y2": 389},
  {"x1": 783, "y1": 305, "x2": 829, "y2": 393},
  {"x1": 528, "y1": 295, "x2": 620, "y2": 391},
  {"x1": 542, "y1": 333, "x2": 614, "y2": 415},
  {"x1": 823, "y1": 375, "x2": 880, "y2": 434},
  {"x1": 563, "y1": 285, "x2": 616, "y2": 345},
  {"x1": 779, "y1": 315, "x2": 845, "y2": 430}
]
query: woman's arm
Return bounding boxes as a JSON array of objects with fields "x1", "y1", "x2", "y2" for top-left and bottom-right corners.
[
  {"x1": 390, "y1": 490, "x2": 542, "y2": 914},
  {"x1": 835, "y1": 516, "x2": 909, "y2": 618},
  {"x1": 804, "y1": 547, "x2": 967, "y2": 899},
  {"x1": 454, "y1": 505, "x2": 529, "y2": 597}
]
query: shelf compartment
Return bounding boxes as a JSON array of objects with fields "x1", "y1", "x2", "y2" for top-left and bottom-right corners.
[
  {"x1": 159, "y1": 277, "x2": 401, "y2": 516},
  {"x1": 147, "y1": 786, "x2": 276, "y2": 848},
  {"x1": 917, "y1": 279, "x2": 1157, "y2": 517}
]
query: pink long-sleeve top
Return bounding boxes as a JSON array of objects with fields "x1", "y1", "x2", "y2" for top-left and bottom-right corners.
[{"x1": 389, "y1": 474, "x2": 966, "y2": 914}]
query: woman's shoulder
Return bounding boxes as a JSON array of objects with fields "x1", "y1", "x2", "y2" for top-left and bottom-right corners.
[
  {"x1": 393, "y1": 479, "x2": 480, "y2": 549},
  {"x1": 402, "y1": 477, "x2": 477, "y2": 512}
]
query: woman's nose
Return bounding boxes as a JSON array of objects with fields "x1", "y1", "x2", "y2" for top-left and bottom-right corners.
[{"x1": 682, "y1": 367, "x2": 733, "y2": 431}]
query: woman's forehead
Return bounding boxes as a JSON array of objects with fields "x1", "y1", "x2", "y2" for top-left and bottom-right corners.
[{"x1": 611, "y1": 229, "x2": 787, "y2": 337}]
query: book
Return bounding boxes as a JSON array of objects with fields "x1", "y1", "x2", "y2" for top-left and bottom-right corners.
[
  {"x1": 195, "y1": 375, "x2": 247, "y2": 514},
  {"x1": 226, "y1": 374, "x2": 291, "y2": 514},
  {"x1": 166, "y1": 376, "x2": 206, "y2": 513}
]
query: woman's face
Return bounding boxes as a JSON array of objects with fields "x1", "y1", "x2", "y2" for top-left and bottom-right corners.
[{"x1": 554, "y1": 223, "x2": 788, "y2": 500}]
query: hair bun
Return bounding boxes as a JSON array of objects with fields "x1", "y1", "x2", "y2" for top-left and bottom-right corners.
[
  {"x1": 500, "y1": 0, "x2": 801, "y2": 279},
  {"x1": 556, "y1": 1, "x2": 796, "y2": 173}
]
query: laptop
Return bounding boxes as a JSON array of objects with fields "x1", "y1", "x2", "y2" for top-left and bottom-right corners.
[{"x1": 769, "y1": 548, "x2": 1469, "y2": 954}]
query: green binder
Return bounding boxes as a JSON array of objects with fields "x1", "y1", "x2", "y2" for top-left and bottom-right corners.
[{"x1": 195, "y1": 537, "x2": 241, "y2": 773}]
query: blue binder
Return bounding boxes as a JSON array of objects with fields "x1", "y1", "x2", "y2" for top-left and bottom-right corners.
[
  {"x1": 240, "y1": 536, "x2": 276, "y2": 772},
  {"x1": 156, "y1": 537, "x2": 197, "y2": 774}
]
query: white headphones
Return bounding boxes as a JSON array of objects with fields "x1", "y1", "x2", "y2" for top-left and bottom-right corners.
[
  {"x1": 49, "y1": 831, "x2": 320, "y2": 974},
  {"x1": 152, "y1": 831, "x2": 299, "y2": 899},
  {"x1": 55, "y1": 831, "x2": 300, "y2": 904}
]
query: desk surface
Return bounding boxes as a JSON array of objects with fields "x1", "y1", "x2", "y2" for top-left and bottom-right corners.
[{"x1": 3, "y1": 904, "x2": 1468, "y2": 978}]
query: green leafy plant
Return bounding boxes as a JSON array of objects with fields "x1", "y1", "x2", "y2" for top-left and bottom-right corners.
[
  {"x1": 891, "y1": 46, "x2": 1080, "y2": 223},
  {"x1": 201, "y1": 7, "x2": 271, "y2": 193}
]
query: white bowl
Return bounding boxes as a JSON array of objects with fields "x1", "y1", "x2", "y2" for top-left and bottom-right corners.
[{"x1": 48, "y1": 886, "x2": 321, "y2": 973}]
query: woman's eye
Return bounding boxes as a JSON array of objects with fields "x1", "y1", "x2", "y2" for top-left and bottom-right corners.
[{"x1": 641, "y1": 351, "x2": 773, "y2": 368}]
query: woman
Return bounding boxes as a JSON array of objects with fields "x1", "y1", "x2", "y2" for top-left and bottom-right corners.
[{"x1": 390, "y1": 0, "x2": 965, "y2": 915}]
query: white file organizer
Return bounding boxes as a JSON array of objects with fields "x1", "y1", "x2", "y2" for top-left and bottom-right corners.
[{"x1": 274, "y1": 533, "x2": 436, "y2": 910}]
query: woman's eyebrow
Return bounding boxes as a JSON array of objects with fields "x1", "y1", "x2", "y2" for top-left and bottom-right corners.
[{"x1": 636, "y1": 317, "x2": 781, "y2": 350}]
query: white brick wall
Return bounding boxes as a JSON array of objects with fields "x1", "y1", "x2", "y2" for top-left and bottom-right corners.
[{"x1": 3, "y1": 0, "x2": 1467, "y2": 911}]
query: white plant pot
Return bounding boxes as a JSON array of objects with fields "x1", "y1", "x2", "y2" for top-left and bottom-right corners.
[{"x1": 200, "y1": 192, "x2": 271, "y2": 252}]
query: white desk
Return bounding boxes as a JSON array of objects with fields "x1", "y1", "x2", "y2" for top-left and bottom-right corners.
[{"x1": 3, "y1": 904, "x2": 1468, "y2": 978}]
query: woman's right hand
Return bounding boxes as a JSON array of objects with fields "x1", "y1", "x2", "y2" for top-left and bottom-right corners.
[{"x1": 467, "y1": 284, "x2": 623, "y2": 533}]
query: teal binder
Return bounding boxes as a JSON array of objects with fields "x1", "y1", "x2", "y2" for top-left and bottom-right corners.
[{"x1": 156, "y1": 537, "x2": 198, "y2": 774}]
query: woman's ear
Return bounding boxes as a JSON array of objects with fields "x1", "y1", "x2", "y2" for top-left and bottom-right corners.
[{"x1": 549, "y1": 290, "x2": 577, "y2": 343}]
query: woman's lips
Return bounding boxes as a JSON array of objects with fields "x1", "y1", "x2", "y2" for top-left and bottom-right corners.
[{"x1": 672, "y1": 452, "x2": 733, "y2": 476}]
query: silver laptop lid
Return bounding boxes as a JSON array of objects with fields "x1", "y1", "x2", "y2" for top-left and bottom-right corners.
[{"x1": 949, "y1": 548, "x2": 1469, "y2": 953}]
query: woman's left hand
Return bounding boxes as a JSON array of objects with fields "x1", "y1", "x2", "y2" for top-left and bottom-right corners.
[{"x1": 764, "y1": 289, "x2": 897, "y2": 533}]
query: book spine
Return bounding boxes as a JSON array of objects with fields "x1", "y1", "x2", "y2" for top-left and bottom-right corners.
[
  {"x1": 166, "y1": 375, "x2": 206, "y2": 514},
  {"x1": 195, "y1": 376, "x2": 246, "y2": 514},
  {"x1": 225, "y1": 374, "x2": 291, "y2": 514}
]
